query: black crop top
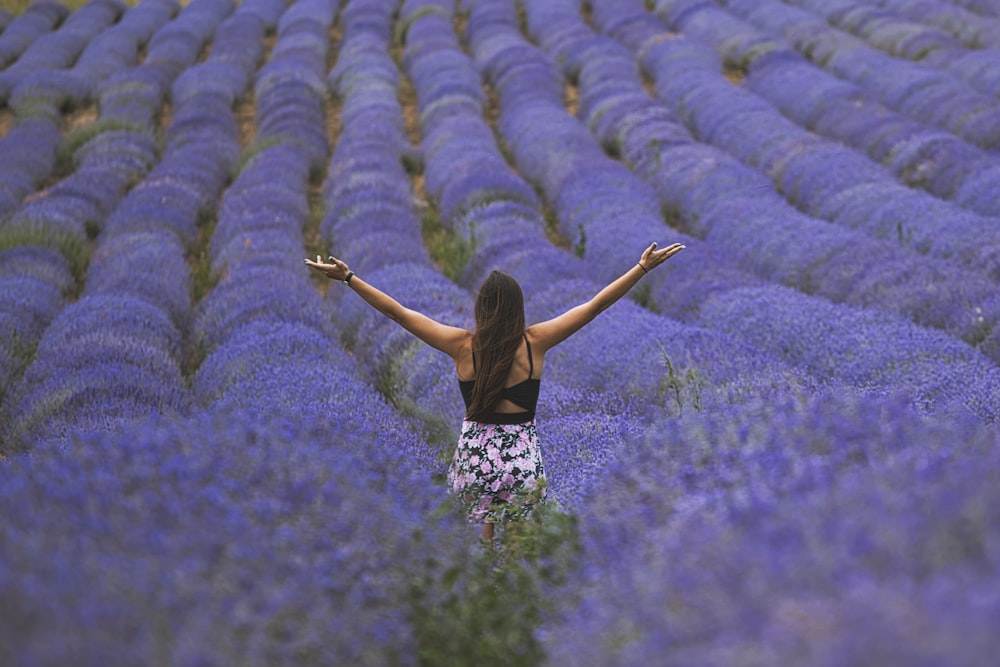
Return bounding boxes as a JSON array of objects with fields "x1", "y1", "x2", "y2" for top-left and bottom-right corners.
[{"x1": 459, "y1": 334, "x2": 540, "y2": 424}]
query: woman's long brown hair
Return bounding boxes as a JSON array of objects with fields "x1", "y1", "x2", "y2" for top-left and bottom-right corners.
[{"x1": 466, "y1": 271, "x2": 526, "y2": 422}]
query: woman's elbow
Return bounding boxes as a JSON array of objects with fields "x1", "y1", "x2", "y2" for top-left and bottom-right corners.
[{"x1": 378, "y1": 305, "x2": 402, "y2": 323}]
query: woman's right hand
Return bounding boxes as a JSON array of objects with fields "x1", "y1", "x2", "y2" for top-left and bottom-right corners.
[
  {"x1": 304, "y1": 254, "x2": 351, "y2": 281},
  {"x1": 639, "y1": 241, "x2": 686, "y2": 272}
]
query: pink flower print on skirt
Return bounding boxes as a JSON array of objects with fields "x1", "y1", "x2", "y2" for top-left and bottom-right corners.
[{"x1": 447, "y1": 419, "x2": 547, "y2": 524}]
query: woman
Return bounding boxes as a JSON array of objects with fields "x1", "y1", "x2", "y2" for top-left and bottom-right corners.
[{"x1": 305, "y1": 241, "x2": 685, "y2": 540}]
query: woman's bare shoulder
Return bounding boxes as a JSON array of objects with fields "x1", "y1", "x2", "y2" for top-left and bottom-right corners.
[
  {"x1": 523, "y1": 327, "x2": 546, "y2": 370},
  {"x1": 454, "y1": 329, "x2": 474, "y2": 356},
  {"x1": 524, "y1": 323, "x2": 553, "y2": 351}
]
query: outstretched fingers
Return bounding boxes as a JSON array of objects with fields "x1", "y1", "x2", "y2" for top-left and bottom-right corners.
[
  {"x1": 659, "y1": 242, "x2": 685, "y2": 259},
  {"x1": 645, "y1": 242, "x2": 686, "y2": 269},
  {"x1": 304, "y1": 255, "x2": 336, "y2": 278}
]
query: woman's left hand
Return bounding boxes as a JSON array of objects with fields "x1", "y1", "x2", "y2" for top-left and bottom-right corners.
[
  {"x1": 639, "y1": 241, "x2": 685, "y2": 272},
  {"x1": 304, "y1": 254, "x2": 350, "y2": 280}
]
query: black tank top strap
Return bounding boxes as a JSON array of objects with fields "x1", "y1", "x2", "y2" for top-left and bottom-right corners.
[{"x1": 523, "y1": 333, "x2": 533, "y2": 379}]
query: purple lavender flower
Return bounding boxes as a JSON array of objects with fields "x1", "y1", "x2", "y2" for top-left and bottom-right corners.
[
  {"x1": 2, "y1": 292, "x2": 191, "y2": 450},
  {"x1": 193, "y1": 266, "x2": 334, "y2": 357},
  {"x1": 0, "y1": 276, "x2": 64, "y2": 383},
  {"x1": 711, "y1": 0, "x2": 1000, "y2": 215},
  {"x1": 0, "y1": 0, "x2": 125, "y2": 103},
  {"x1": 0, "y1": 1, "x2": 69, "y2": 71},
  {"x1": 696, "y1": 285, "x2": 1000, "y2": 421},
  {"x1": 0, "y1": 117, "x2": 61, "y2": 219},
  {"x1": 876, "y1": 0, "x2": 1000, "y2": 51},
  {"x1": 543, "y1": 390, "x2": 1000, "y2": 665},
  {"x1": 0, "y1": 410, "x2": 475, "y2": 666},
  {"x1": 84, "y1": 231, "x2": 192, "y2": 330}
]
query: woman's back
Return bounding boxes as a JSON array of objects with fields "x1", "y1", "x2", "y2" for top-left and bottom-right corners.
[{"x1": 457, "y1": 332, "x2": 541, "y2": 418}]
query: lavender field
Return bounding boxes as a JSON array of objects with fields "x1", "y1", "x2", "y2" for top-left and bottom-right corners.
[{"x1": 1, "y1": 0, "x2": 999, "y2": 664}]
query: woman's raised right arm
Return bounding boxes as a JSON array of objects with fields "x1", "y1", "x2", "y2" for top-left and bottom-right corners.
[
  {"x1": 305, "y1": 254, "x2": 468, "y2": 358},
  {"x1": 527, "y1": 242, "x2": 685, "y2": 352}
]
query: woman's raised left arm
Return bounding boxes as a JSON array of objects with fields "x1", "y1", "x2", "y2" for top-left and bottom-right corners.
[
  {"x1": 527, "y1": 242, "x2": 685, "y2": 352},
  {"x1": 305, "y1": 254, "x2": 468, "y2": 357}
]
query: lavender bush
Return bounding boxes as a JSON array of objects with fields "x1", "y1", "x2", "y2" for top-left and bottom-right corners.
[
  {"x1": 867, "y1": 0, "x2": 1000, "y2": 51},
  {"x1": 9, "y1": 0, "x2": 178, "y2": 116},
  {"x1": 0, "y1": 0, "x2": 267, "y2": 456},
  {"x1": 698, "y1": 0, "x2": 1000, "y2": 217},
  {"x1": 0, "y1": 116, "x2": 61, "y2": 219},
  {"x1": 0, "y1": 0, "x2": 126, "y2": 105},
  {"x1": 0, "y1": 410, "x2": 479, "y2": 667},
  {"x1": 543, "y1": 390, "x2": 1000, "y2": 665},
  {"x1": 534, "y1": 0, "x2": 1000, "y2": 368},
  {"x1": 0, "y1": 1, "x2": 68, "y2": 71}
]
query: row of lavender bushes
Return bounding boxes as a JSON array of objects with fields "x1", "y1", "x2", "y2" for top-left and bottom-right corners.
[
  {"x1": 866, "y1": 0, "x2": 1000, "y2": 51},
  {"x1": 0, "y1": 0, "x2": 234, "y2": 448},
  {"x1": 775, "y1": 0, "x2": 1000, "y2": 103},
  {"x1": 467, "y1": 0, "x2": 1000, "y2": 421},
  {"x1": 660, "y1": 0, "x2": 1000, "y2": 218},
  {"x1": 451, "y1": 0, "x2": 1000, "y2": 660},
  {"x1": 630, "y1": 18, "x2": 1000, "y2": 281},
  {"x1": 3, "y1": 1, "x2": 490, "y2": 665},
  {"x1": 0, "y1": 0, "x2": 185, "y2": 394},
  {"x1": 1, "y1": 0, "x2": 999, "y2": 664},
  {"x1": 566, "y1": 0, "x2": 1000, "y2": 359},
  {"x1": 796, "y1": 0, "x2": 1000, "y2": 99}
]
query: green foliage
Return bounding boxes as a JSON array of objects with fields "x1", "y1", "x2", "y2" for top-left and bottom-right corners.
[
  {"x1": 234, "y1": 137, "x2": 284, "y2": 178},
  {"x1": 646, "y1": 138, "x2": 664, "y2": 172},
  {"x1": 400, "y1": 395, "x2": 461, "y2": 460},
  {"x1": 10, "y1": 99, "x2": 62, "y2": 123},
  {"x1": 374, "y1": 338, "x2": 461, "y2": 457},
  {"x1": 657, "y1": 342, "x2": 706, "y2": 414},
  {"x1": 187, "y1": 248, "x2": 217, "y2": 309},
  {"x1": 401, "y1": 150, "x2": 424, "y2": 176},
  {"x1": 733, "y1": 42, "x2": 780, "y2": 70},
  {"x1": 4, "y1": 0, "x2": 111, "y2": 12},
  {"x1": 0, "y1": 224, "x2": 88, "y2": 286},
  {"x1": 303, "y1": 172, "x2": 328, "y2": 274},
  {"x1": 603, "y1": 137, "x2": 622, "y2": 160},
  {"x1": 184, "y1": 209, "x2": 219, "y2": 376},
  {"x1": 631, "y1": 282, "x2": 652, "y2": 309},
  {"x1": 188, "y1": 209, "x2": 219, "y2": 303},
  {"x1": 0, "y1": 331, "x2": 36, "y2": 409},
  {"x1": 896, "y1": 220, "x2": 913, "y2": 245},
  {"x1": 408, "y1": 495, "x2": 581, "y2": 667},
  {"x1": 2, "y1": 384, "x2": 73, "y2": 455},
  {"x1": 308, "y1": 162, "x2": 325, "y2": 186},
  {"x1": 573, "y1": 223, "x2": 586, "y2": 259},
  {"x1": 184, "y1": 332, "x2": 209, "y2": 386},
  {"x1": 661, "y1": 203, "x2": 682, "y2": 228},
  {"x1": 84, "y1": 218, "x2": 101, "y2": 240},
  {"x1": 421, "y1": 205, "x2": 475, "y2": 281},
  {"x1": 57, "y1": 118, "x2": 145, "y2": 177},
  {"x1": 515, "y1": 0, "x2": 529, "y2": 35},
  {"x1": 394, "y1": 6, "x2": 450, "y2": 47}
]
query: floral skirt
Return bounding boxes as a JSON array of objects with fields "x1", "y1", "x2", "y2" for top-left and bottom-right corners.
[{"x1": 447, "y1": 419, "x2": 547, "y2": 524}]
